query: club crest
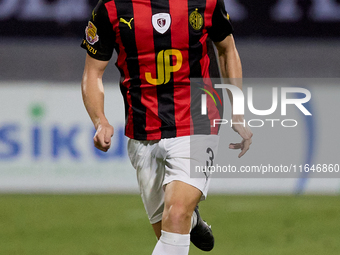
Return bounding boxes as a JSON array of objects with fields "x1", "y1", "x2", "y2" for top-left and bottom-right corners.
[
  {"x1": 85, "y1": 21, "x2": 99, "y2": 45},
  {"x1": 189, "y1": 8, "x2": 203, "y2": 30},
  {"x1": 152, "y1": 13, "x2": 171, "y2": 34}
]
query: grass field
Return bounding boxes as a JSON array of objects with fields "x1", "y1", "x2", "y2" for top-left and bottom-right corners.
[{"x1": 0, "y1": 194, "x2": 339, "y2": 255}]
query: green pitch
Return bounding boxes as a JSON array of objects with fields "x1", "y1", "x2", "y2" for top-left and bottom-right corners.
[{"x1": 0, "y1": 194, "x2": 339, "y2": 255}]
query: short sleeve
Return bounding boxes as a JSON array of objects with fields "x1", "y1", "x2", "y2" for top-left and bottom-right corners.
[
  {"x1": 81, "y1": 0, "x2": 116, "y2": 61},
  {"x1": 207, "y1": 0, "x2": 234, "y2": 42}
]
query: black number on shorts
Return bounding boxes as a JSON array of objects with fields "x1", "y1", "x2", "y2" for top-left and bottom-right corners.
[{"x1": 206, "y1": 147, "x2": 214, "y2": 167}]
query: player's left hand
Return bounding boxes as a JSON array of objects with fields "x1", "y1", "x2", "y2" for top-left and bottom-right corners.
[{"x1": 229, "y1": 116, "x2": 253, "y2": 158}]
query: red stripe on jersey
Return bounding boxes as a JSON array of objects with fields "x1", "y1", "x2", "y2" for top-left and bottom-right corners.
[
  {"x1": 200, "y1": 0, "x2": 216, "y2": 79},
  {"x1": 189, "y1": 114, "x2": 194, "y2": 135},
  {"x1": 200, "y1": 40, "x2": 218, "y2": 135},
  {"x1": 200, "y1": 33, "x2": 210, "y2": 78},
  {"x1": 133, "y1": 0, "x2": 162, "y2": 140},
  {"x1": 203, "y1": 0, "x2": 221, "y2": 134},
  {"x1": 105, "y1": 1, "x2": 135, "y2": 138},
  {"x1": 200, "y1": 0, "x2": 215, "y2": 79},
  {"x1": 205, "y1": 81, "x2": 221, "y2": 135},
  {"x1": 204, "y1": 0, "x2": 216, "y2": 28},
  {"x1": 105, "y1": 1, "x2": 118, "y2": 27},
  {"x1": 170, "y1": 0, "x2": 191, "y2": 137},
  {"x1": 201, "y1": 40, "x2": 222, "y2": 135}
]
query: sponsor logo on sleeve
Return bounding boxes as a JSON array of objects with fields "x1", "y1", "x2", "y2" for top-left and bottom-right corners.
[
  {"x1": 85, "y1": 21, "x2": 99, "y2": 45},
  {"x1": 82, "y1": 40, "x2": 97, "y2": 55}
]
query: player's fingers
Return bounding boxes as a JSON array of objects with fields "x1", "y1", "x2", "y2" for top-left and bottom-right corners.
[
  {"x1": 94, "y1": 138, "x2": 105, "y2": 151},
  {"x1": 96, "y1": 141, "x2": 110, "y2": 152},
  {"x1": 238, "y1": 148, "x2": 248, "y2": 158},
  {"x1": 104, "y1": 136, "x2": 111, "y2": 144},
  {"x1": 93, "y1": 135, "x2": 98, "y2": 144},
  {"x1": 238, "y1": 139, "x2": 252, "y2": 158},
  {"x1": 229, "y1": 143, "x2": 242, "y2": 149},
  {"x1": 104, "y1": 127, "x2": 114, "y2": 144},
  {"x1": 93, "y1": 132, "x2": 101, "y2": 147},
  {"x1": 93, "y1": 131, "x2": 108, "y2": 152},
  {"x1": 94, "y1": 143, "x2": 108, "y2": 152},
  {"x1": 100, "y1": 137, "x2": 110, "y2": 150}
]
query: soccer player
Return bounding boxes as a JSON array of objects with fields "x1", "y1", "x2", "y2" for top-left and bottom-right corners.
[{"x1": 81, "y1": 0, "x2": 252, "y2": 254}]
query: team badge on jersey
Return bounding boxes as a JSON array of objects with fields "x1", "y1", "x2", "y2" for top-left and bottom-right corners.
[
  {"x1": 152, "y1": 13, "x2": 171, "y2": 34},
  {"x1": 85, "y1": 21, "x2": 99, "y2": 45},
  {"x1": 189, "y1": 8, "x2": 203, "y2": 30}
]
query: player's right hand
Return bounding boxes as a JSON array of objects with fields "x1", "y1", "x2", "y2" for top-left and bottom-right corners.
[{"x1": 93, "y1": 123, "x2": 114, "y2": 152}]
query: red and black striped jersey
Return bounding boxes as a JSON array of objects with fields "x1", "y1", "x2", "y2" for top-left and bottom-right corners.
[{"x1": 81, "y1": 0, "x2": 233, "y2": 140}]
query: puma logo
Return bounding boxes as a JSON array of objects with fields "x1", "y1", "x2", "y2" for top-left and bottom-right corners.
[
  {"x1": 119, "y1": 17, "x2": 134, "y2": 29},
  {"x1": 92, "y1": 10, "x2": 97, "y2": 20}
]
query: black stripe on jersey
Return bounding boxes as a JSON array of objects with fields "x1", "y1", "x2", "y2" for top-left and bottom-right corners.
[
  {"x1": 188, "y1": 0, "x2": 204, "y2": 79},
  {"x1": 207, "y1": 37, "x2": 219, "y2": 78},
  {"x1": 208, "y1": 0, "x2": 233, "y2": 42},
  {"x1": 115, "y1": 46, "x2": 132, "y2": 132},
  {"x1": 188, "y1": 0, "x2": 211, "y2": 135},
  {"x1": 119, "y1": 84, "x2": 130, "y2": 129},
  {"x1": 150, "y1": 0, "x2": 176, "y2": 139},
  {"x1": 115, "y1": 0, "x2": 147, "y2": 140}
]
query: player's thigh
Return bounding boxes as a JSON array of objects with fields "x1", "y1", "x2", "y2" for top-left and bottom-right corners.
[
  {"x1": 162, "y1": 135, "x2": 219, "y2": 200},
  {"x1": 152, "y1": 221, "x2": 162, "y2": 239},
  {"x1": 127, "y1": 139, "x2": 165, "y2": 224}
]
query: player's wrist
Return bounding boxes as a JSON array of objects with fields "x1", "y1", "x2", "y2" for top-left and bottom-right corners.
[
  {"x1": 231, "y1": 115, "x2": 245, "y2": 122},
  {"x1": 94, "y1": 117, "x2": 110, "y2": 130}
]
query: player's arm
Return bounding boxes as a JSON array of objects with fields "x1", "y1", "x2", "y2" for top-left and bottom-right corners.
[
  {"x1": 214, "y1": 34, "x2": 242, "y2": 105},
  {"x1": 81, "y1": 54, "x2": 113, "y2": 152},
  {"x1": 214, "y1": 35, "x2": 253, "y2": 158},
  {"x1": 208, "y1": 0, "x2": 252, "y2": 157},
  {"x1": 81, "y1": 1, "x2": 116, "y2": 152}
]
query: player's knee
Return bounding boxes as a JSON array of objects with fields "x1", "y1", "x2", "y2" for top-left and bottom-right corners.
[{"x1": 164, "y1": 202, "x2": 192, "y2": 226}]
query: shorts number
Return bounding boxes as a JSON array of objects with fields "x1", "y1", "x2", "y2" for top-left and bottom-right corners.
[{"x1": 206, "y1": 147, "x2": 214, "y2": 167}]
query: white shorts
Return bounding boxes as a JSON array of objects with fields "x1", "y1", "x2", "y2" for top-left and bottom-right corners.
[{"x1": 127, "y1": 135, "x2": 219, "y2": 224}]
